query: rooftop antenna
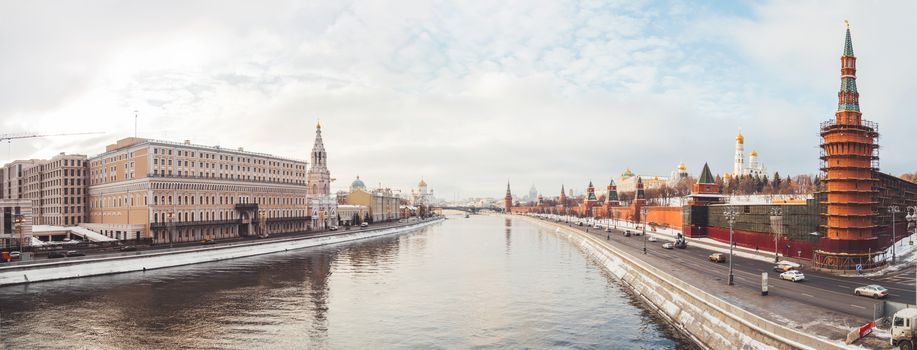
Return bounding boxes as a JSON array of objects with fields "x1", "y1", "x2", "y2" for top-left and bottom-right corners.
[{"x1": 134, "y1": 110, "x2": 138, "y2": 138}]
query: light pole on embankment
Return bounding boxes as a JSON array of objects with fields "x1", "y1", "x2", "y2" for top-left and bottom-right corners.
[
  {"x1": 906, "y1": 206, "x2": 917, "y2": 306},
  {"x1": 770, "y1": 207, "x2": 783, "y2": 263},
  {"x1": 723, "y1": 205, "x2": 739, "y2": 286},
  {"x1": 890, "y1": 205, "x2": 901, "y2": 264},
  {"x1": 642, "y1": 206, "x2": 648, "y2": 254}
]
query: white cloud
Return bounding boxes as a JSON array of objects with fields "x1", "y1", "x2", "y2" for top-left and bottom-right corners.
[{"x1": 0, "y1": 0, "x2": 914, "y2": 198}]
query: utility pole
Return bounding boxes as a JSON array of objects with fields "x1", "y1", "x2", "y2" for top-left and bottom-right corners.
[
  {"x1": 642, "y1": 206, "x2": 648, "y2": 254},
  {"x1": 770, "y1": 207, "x2": 783, "y2": 263}
]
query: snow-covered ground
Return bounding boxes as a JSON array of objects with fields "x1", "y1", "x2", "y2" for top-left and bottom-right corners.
[{"x1": 726, "y1": 194, "x2": 813, "y2": 205}]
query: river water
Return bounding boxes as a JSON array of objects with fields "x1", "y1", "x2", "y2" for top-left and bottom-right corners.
[{"x1": 0, "y1": 214, "x2": 695, "y2": 349}]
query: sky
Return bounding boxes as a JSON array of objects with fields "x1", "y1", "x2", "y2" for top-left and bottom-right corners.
[{"x1": 1, "y1": 0, "x2": 915, "y2": 199}]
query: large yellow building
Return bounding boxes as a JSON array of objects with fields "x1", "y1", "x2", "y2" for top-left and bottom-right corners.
[
  {"x1": 87, "y1": 137, "x2": 311, "y2": 243},
  {"x1": 342, "y1": 176, "x2": 401, "y2": 223}
]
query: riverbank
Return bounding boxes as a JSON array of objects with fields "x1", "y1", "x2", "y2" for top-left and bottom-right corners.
[
  {"x1": 519, "y1": 215, "x2": 850, "y2": 350},
  {"x1": 0, "y1": 218, "x2": 444, "y2": 287}
]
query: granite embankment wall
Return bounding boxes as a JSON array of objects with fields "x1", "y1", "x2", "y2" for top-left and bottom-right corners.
[
  {"x1": 0, "y1": 219, "x2": 443, "y2": 287},
  {"x1": 525, "y1": 217, "x2": 844, "y2": 350}
]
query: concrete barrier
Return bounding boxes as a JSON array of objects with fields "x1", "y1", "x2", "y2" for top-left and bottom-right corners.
[
  {"x1": 0, "y1": 219, "x2": 443, "y2": 287},
  {"x1": 524, "y1": 216, "x2": 845, "y2": 350}
]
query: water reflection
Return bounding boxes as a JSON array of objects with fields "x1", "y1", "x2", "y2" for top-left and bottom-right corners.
[{"x1": 0, "y1": 215, "x2": 695, "y2": 349}]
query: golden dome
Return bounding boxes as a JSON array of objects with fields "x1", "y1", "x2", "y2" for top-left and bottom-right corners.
[
  {"x1": 316, "y1": 120, "x2": 321, "y2": 129},
  {"x1": 677, "y1": 162, "x2": 686, "y2": 171},
  {"x1": 736, "y1": 129, "x2": 744, "y2": 144},
  {"x1": 724, "y1": 172, "x2": 732, "y2": 180},
  {"x1": 750, "y1": 150, "x2": 758, "y2": 157},
  {"x1": 418, "y1": 178, "x2": 427, "y2": 187}
]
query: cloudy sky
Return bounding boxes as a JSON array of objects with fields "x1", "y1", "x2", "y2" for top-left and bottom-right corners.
[{"x1": 1, "y1": 1, "x2": 914, "y2": 199}]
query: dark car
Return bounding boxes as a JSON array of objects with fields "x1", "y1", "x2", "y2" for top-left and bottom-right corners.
[
  {"x1": 623, "y1": 230, "x2": 632, "y2": 237},
  {"x1": 48, "y1": 251, "x2": 67, "y2": 259},
  {"x1": 120, "y1": 245, "x2": 138, "y2": 252},
  {"x1": 200, "y1": 239, "x2": 216, "y2": 245},
  {"x1": 65, "y1": 250, "x2": 85, "y2": 257}
]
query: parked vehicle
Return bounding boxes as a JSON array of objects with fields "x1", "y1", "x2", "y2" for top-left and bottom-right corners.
[
  {"x1": 65, "y1": 251, "x2": 85, "y2": 257},
  {"x1": 9, "y1": 251, "x2": 21, "y2": 259},
  {"x1": 648, "y1": 236, "x2": 657, "y2": 242},
  {"x1": 623, "y1": 230, "x2": 632, "y2": 237},
  {"x1": 200, "y1": 239, "x2": 216, "y2": 245},
  {"x1": 360, "y1": 222, "x2": 369, "y2": 228},
  {"x1": 662, "y1": 243, "x2": 674, "y2": 249},
  {"x1": 708, "y1": 253, "x2": 726, "y2": 263},
  {"x1": 329, "y1": 226, "x2": 339, "y2": 231},
  {"x1": 779, "y1": 270, "x2": 805, "y2": 282},
  {"x1": 854, "y1": 285, "x2": 888, "y2": 299},
  {"x1": 47, "y1": 251, "x2": 67, "y2": 259},
  {"x1": 120, "y1": 245, "x2": 138, "y2": 252},
  {"x1": 773, "y1": 261, "x2": 802, "y2": 272},
  {"x1": 890, "y1": 308, "x2": 917, "y2": 349},
  {"x1": 577, "y1": 222, "x2": 583, "y2": 226}
]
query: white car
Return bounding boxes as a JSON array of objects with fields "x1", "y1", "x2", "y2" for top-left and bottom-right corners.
[
  {"x1": 854, "y1": 285, "x2": 888, "y2": 299},
  {"x1": 662, "y1": 243, "x2": 674, "y2": 249},
  {"x1": 779, "y1": 270, "x2": 805, "y2": 282},
  {"x1": 648, "y1": 236, "x2": 657, "y2": 242}
]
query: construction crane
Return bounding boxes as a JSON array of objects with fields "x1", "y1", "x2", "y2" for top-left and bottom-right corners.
[
  {"x1": 0, "y1": 131, "x2": 104, "y2": 143},
  {"x1": 2, "y1": 131, "x2": 105, "y2": 160}
]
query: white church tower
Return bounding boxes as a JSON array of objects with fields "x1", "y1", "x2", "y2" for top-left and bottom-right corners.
[
  {"x1": 307, "y1": 121, "x2": 337, "y2": 230},
  {"x1": 733, "y1": 128, "x2": 745, "y2": 177}
]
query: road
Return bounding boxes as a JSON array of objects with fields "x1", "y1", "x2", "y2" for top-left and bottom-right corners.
[{"x1": 546, "y1": 217, "x2": 915, "y2": 321}]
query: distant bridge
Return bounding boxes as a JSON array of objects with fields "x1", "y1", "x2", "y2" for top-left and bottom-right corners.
[{"x1": 436, "y1": 206, "x2": 502, "y2": 214}]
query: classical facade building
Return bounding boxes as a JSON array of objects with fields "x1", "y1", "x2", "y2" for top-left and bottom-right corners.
[
  {"x1": 87, "y1": 137, "x2": 310, "y2": 243},
  {"x1": 411, "y1": 178, "x2": 434, "y2": 207},
  {"x1": 342, "y1": 182, "x2": 401, "y2": 222},
  {"x1": 306, "y1": 122, "x2": 337, "y2": 230},
  {"x1": 0, "y1": 199, "x2": 32, "y2": 249}
]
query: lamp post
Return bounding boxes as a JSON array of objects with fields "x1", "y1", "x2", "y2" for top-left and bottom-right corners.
[
  {"x1": 770, "y1": 207, "x2": 783, "y2": 263},
  {"x1": 906, "y1": 206, "x2": 917, "y2": 306},
  {"x1": 891, "y1": 206, "x2": 901, "y2": 264},
  {"x1": 14, "y1": 214, "x2": 24, "y2": 251},
  {"x1": 723, "y1": 205, "x2": 739, "y2": 286},
  {"x1": 167, "y1": 211, "x2": 174, "y2": 248},
  {"x1": 642, "y1": 206, "x2": 648, "y2": 254}
]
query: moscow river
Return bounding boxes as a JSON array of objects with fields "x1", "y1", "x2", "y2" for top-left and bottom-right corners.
[{"x1": 0, "y1": 214, "x2": 695, "y2": 349}]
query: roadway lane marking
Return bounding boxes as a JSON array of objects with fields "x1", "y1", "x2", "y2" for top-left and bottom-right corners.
[
  {"x1": 851, "y1": 304, "x2": 866, "y2": 309},
  {"x1": 802, "y1": 293, "x2": 814, "y2": 298}
]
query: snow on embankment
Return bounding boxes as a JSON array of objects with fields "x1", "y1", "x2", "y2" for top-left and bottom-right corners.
[
  {"x1": 522, "y1": 216, "x2": 846, "y2": 350},
  {"x1": 0, "y1": 219, "x2": 443, "y2": 287}
]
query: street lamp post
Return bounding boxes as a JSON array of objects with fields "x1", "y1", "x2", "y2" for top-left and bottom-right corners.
[
  {"x1": 891, "y1": 206, "x2": 901, "y2": 264},
  {"x1": 167, "y1": 211, "x2": 174, "y2": 248},
  {"x1": 906, "y1": 206, "x2": 917, "y2": 306},
  {"x1": 642, "y1": 206, "x2": 648, "y2": 254},
  {"x1": 770, "y1": 207, "x2": 783, "y2": 263},
  {"x1": 723, "y1": 205, "x2": 739, "y2": 286},
  {"x1": 14, "y1": 214, "x2": 24, "y2": 251}
]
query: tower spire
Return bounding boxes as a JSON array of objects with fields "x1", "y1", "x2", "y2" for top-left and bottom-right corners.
[{"x1": 838, "y1": 22, "x2": 860, "y2": 116}]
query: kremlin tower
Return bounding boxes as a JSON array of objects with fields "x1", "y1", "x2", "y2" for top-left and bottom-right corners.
[
  {"x1": 733, "y1": 129, "x2": 745, "y2": 176},
  {"x1": 582, "y1": 180, "x2": 598, "y2": 216},
  {"x1": 818, "y1": 23, "x2": 880, "y2": 264},
  {"x1": 504, "y1": 182, "x2": 513, "y2": 213},
  {"x1": 605, "y1": 179, "x2": 619, "y2": 208}
]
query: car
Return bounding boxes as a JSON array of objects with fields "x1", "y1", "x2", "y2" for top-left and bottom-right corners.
[
  {"x1": 662, "y1": 243, "x2": 674, "y2": 249},
  {"x1": 9, "y1": 251, "x2": 21, "y2": 259},
  {"x1": 648, "y1": 236, "x2": 657, "y2": 242},
  {"x1": 708, "y1": 253, "x2": 726, "y2": 263},
  {"x1": 577, "y1": 222, "x2": 584, "y2": 226},
  {"x1": 47, "y1": 251, "x2": 67, "y2": 259},
  {"x1": 773, "y1": 261, "x2": 802, "y2": 272},
  {"x1": 632, "y1": 230, "x2": 641, "y2": 236},
  {"x1": 623, "y1": 230, "x2": 632, "y2": 237},
  {"x1": 854, "y1": 285, "x2": 888, "y2": 299},
  {"x1": 120, "y1": 245, "x2": 138, "y2": 252},
  {"x1": 604, "y1": 227, "x2": 611, "y2": 232},
  {"x1": 779, "y1": 270, "x2": 805, "y2": 282},
  {"x1": 360, "y1": 222, "x2": 369, "y2": 228},
  {"x1": 65, "y1": 250, "x2": 85, "y2": 257},
  {"x1": 329, "y1": 226, "x2": 339, "y2": 231}
]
